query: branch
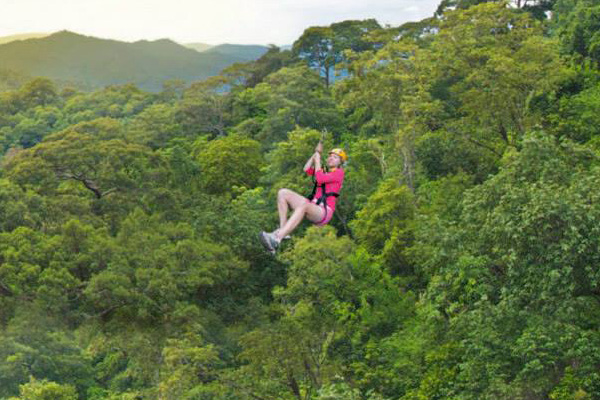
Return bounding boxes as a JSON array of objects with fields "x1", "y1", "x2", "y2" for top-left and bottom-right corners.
[
  {"x1": 0, "y1": 281, "x2": 14, "y2": 297},
  {"x1": 81, "y1": 178, "x2": 104, "y2": 199},
  {"x1": 465, "y1": 135, "x2": 503, "y2": 158},
  {"x1": 334, "y1": 210, "x2": 353, "y2": 239},
  {"x1": 56, "y1": 169, "x2": 117, "y2": 199},
  {"x1": 101, "y1": 188, "x2": 118, "y2": 197},
  {"x1": 287, "y1": 371, "x2": 302, "y2": 400},
  {"x1": 95, "y1": 303, "x2": 126, "y2": 320},
  {"x1": 218, "y1": 377, "x2": 277, "y2": 400}
]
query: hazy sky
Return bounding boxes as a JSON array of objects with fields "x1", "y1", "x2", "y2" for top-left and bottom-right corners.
[{"x1": 1, "y1": 0, "x2": 440, "y2": 45}]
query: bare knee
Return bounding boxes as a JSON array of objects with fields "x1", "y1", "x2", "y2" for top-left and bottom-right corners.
[
  {"x1": 278, "y1": 188, "x2": 292, "y2": 201},
  {"x1": 295, "y1": 201, "x2": 309, "y2": 213}
]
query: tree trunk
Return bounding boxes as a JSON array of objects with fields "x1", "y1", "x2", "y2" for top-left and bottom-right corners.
[
  {"x1": 287, "y1": 371, "x2": 301, "y2": 400},
  {"x1": 400, "y1": 129, "x2": 416, "y2": 192}
]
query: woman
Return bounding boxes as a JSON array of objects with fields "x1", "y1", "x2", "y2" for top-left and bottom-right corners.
[{"x1": 260, "y1": 141, "x2": 347, "y2": 254}]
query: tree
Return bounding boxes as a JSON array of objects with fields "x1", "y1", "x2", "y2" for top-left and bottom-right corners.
[
  {"x1": 350, "y1": 179, "x2": 416, "y2": 277},
  {"x1": 293, "y1": 20, "x2": 381, "y2": 87},
  {"x1": 412, "y1": 133, "x2": 600, "y2": 398},
  {"x1": 158, "y1": 335, "x2": 220, "y2": 400},
  {"x1": 238, "y1": 228, "x2": 357, "y2": 399},
  {"x1": 232, "y1": 66, "x2": 343, "y2": 145},
  {"x1": 262, "y1": 127, "x2": 327, "y2": 197},
  {"x1": 4, "y1": 118, "x2": 160, "y2": 200},
  {"x1": 17, "y1": 78, "x2": 59, "y2": 109},
  {"x1": 435, "y1": 0, "x2": 555, "y2": 18},
  {"x1": 222, "y1": 45, "x2": 294, "y2": 89},
  {"x1": 0, "y1": 179, "x2": 44, "y2": 232},
  {"x1": 126, "y1": 103, "x2": 181, "y2": 149},
  {"x1": 194, "y1": 134, "x2": 263, "y2": 195},
  {"x1": 293, "y1": 27, "x2": 335, "y2": 86},
  {"x1": 236, "y1": 228, "x2": 414, "y2": 400},
  {"x1": 62, "y1": 84, "x2": 152, "y2": 124},
  {"x1": 409, "y1": 2, "x2": 570, "y2": 166},
  {"x1": 82, "y1": 210, "x2": 247, "y2": 394},
  {"x1": 554, "y1": 0, "x2": 600, "y2": 65},
  {"x1": 9, "y1": 377, "x2": 78, "y2": 400},
  {"x1": 178, "y1": 76, "x2": 231, "y2": 137},
  {"x1": 0, "y1": 307, "x2": 93, "y2": 398},
  {"x1": 547, "y1": 80, "x2": 600, "y2": 143}
]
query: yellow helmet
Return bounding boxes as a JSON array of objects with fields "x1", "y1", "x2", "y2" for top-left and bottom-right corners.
[{"x1": 329, "y1": 148, "x2": 348, "y2": 162}]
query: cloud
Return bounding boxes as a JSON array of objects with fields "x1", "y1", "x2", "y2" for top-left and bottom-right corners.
[{"x1": 1, "y1": 0, "x2": 441, "y2": 45}]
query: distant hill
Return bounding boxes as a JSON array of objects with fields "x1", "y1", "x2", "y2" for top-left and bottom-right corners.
[
  {"x1": 0, "y1": 68, "x2": 30, "y2": 91},
  {"x1": 185, "y1": 42, "x2": 214, "y2": 52},
  {"x1": 0, "y1": 31, "x2": 267, "y2": 91},
  {"x1": 0, "y1": 33, "x2": 49, "y2": 45},
  {"x1": 204, "y1": 44, "x2": 270, "y2": 61}
]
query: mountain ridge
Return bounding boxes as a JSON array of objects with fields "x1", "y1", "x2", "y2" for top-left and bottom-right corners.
[
  {"x1": 0, "y1": 31, "x2": 269, "y2": 91},
  {"x1": 0, "y1": 32, "x2": 50, "y2": 45}
]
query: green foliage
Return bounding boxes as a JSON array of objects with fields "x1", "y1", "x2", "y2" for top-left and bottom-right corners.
[
  {"x1": 232, "y1": 65, "x2": 344, "y2": 145},
  {"x1": 293, "y1": 20, "x2": 381, "y2": 86},
  {"x1": 178, "y1": 77, "x2": 231, "y2": 138},
  {"x1": 350, "y1": 179, "x2": 415, "y2": 276},
  {"x1": 0, "y1": 178, "x2": 45, "y2": 232},
  {"x1": 222, "y1": 45, "x2": 294, "y2": 89},
  {"x1": 429, "y1": 3, "x2": 569, "y2": 147},
  {"x1": 414, "y1": 133, "x2": 600, "y2": 399},
  {"x1": 18, "y1": 78, "x2": 60, "y2": 109},
  {"x1": 0, "y1": 68, "x2": 29, "y2": 92},
  {"x1": 0, "y1": 308, "x2": 93, "y2": 398},
  {"x1": 195, "y1": 134, "x2": 263, "y2": 195},
  {"x1": 415, "y1": 130, "x2": 499, "y2": 182},
  {"x1": 126, "y1": 103, "x2": 180, "y2": 149},
  {"x1": 554, "y1": 0, "x2": 600, "y2": 64},
  {"x1": 548, "y1": 79, "x2": 600, "y2": 142},
  {"x1": 334, "y1": 40, "x2": 423, "y2": 138},
  {"x1": 9, "y1": 377, "x2": 78, "y2": 400},
  {"x1": 262, "y1": 127, "x2": 327, "y2": 196},
  {"x1": 62, "y1": 84, "x2": 152, "y2": 124},
  {"x1": 158, "y1": 335, "x2": 220, "y2": 400},
  {"x1": 550, "y1": 367, "x2": 592, "y2": 400},
  {"x1": 3, "y1": 3, "x2": 600, "y2": 400}
]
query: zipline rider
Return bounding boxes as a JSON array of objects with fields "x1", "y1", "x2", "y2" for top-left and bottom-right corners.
[{"x1": 260, "y1": 140, "x2": 347, "y2": 254}]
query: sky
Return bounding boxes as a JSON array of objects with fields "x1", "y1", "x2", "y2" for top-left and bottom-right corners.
[{"x1": 1, "y1": 0, "x2": 440, "y2": 46}]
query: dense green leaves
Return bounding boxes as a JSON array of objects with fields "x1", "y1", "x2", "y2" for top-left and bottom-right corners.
[
  {"x1": 232, "y1": 66, "x2": 344, "y2": 145},
  {"x1": 195, "y1": 134, "x2": 263, "y2": 194},
  {"x1": 2, "y1": 2, "x2": 600, "y2": 399}
]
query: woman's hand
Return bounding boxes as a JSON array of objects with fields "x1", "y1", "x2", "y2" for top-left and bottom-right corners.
[
  {"x1": 315, "y1": 141, "x2": 323, "y2": 154},
  {"x1": 313, "y1": 150, "x2": 322, "y2": 171}
]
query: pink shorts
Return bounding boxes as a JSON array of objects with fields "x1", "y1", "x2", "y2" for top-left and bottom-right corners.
[{"x1": 307, "y1": 198, "x2": 334, "y2": 226}]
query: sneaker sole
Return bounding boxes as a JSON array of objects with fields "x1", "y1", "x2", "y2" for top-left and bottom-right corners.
[{"x1": 259, "y1": 232, "x2": 275, "y2": 253}]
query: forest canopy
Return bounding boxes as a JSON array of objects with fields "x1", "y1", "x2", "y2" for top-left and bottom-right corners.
[{"x1": 1, "y1": 1, "x2": 600, "y2": 399}]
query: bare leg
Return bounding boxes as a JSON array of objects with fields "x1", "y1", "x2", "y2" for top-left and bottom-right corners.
[
  {"x1": 276, "y1": 189, "x2": 306, "y2": 230},
  {"x1": 275, "y1": 190, "x2": 325, "y2": 240},
  {"x1": 277, "y1": 188, "x2": 291, "y2": 229}
]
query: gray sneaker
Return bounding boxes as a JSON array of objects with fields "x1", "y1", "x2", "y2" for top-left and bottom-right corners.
[{"x1": 259, "y1": 231, "x2": 279, "y2": 254}]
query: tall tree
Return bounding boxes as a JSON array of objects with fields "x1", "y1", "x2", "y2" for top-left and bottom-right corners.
[
  {"x1": 178, "y1": 76, "x2": 231, "y2": 137},
  {"x1": 293, "y1": 20, "x2": 381, "y2": 86},
  {"x1": 553, "y1": 0, "x2": 600, "y2": 65}
]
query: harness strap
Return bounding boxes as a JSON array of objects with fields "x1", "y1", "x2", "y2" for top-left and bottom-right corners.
[
  {"x1": 307, "y1": 179, "x2": 339, "y2": 204},
  {"x1": 307, "y1": 177, "x2": 318, "y2": 201},
  {"x1": 315, "y1": 191, "x2": 339, "y2": 206},
  {"x1": 307, "y1": 175, "x2": 340, "y2": 225}
]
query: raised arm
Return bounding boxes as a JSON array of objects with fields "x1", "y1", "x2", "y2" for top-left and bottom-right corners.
[
  {"x1": 304, "y1": 140, "x2": 324, "y2": 172},
  {"x1": 313, "y1": 151, "x2": 322, "y2": 171},
  {"x1": 313, "y1": 140, "x2": 323, "y2": 171},
  {"x1": 303, "y1": 152, "x2": 316, "y2": 172}
]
